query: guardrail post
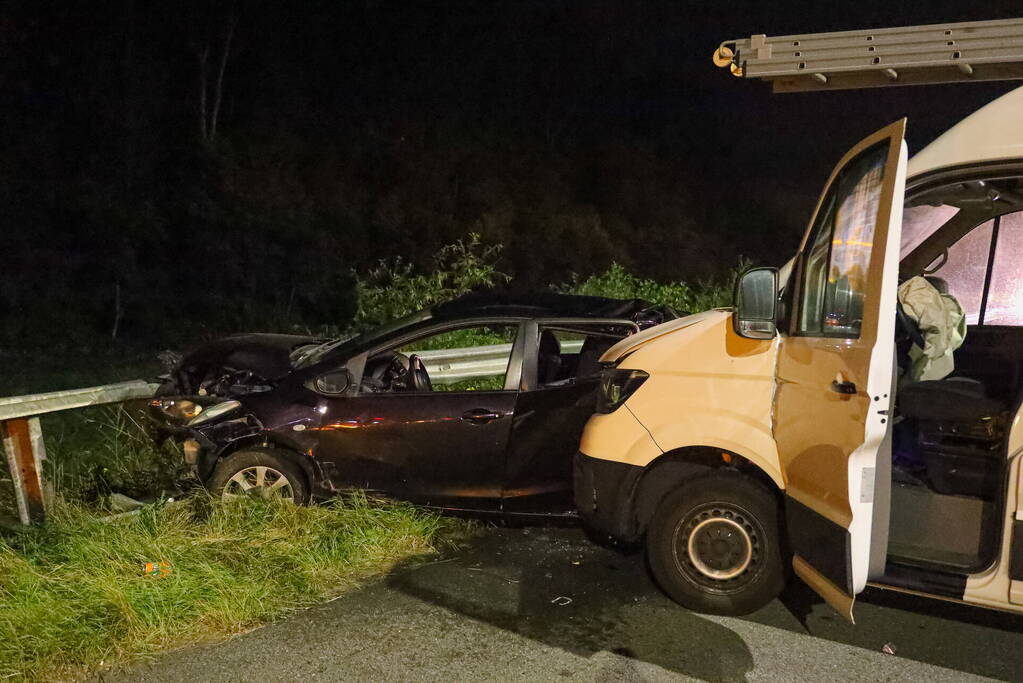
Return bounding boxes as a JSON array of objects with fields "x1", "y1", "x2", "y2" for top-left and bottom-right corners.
[{"x1": 2, "y1": 417, "x2": 47, "y2": 524}]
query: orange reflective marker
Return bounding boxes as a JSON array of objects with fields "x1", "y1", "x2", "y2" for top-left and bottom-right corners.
[{"x1": 143, "y1": 561, "x2": 171, "y2": 578}]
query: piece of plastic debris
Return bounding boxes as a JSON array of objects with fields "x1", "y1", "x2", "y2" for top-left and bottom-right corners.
[
  {"x1": 571, "y1": 560, "x2": 582, "y2": 566},
  {"x1": 551, "y1": 596, "x2": 573, "y2": 606},
  {"x1": 143, "y1": 561, "x2": 171, "y2": 578},
  {"x1": 108, "y1": 493, "x2": 145, "y2": 513},
  {"x1": 882, "y1": 643, "x2": 896, "y2": 655}
]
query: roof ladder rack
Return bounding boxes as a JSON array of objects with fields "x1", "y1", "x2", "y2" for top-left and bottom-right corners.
[{"x1": 714, "y1": 17, "x2": 1023, "y2": 92}]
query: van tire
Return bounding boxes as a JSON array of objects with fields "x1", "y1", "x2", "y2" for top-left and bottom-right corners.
[
  {"x1": 207, "y1": 448, "x2": 310, "y2": 505},
  {"x1": 646, "y1": 469, "x2": 785, "y2": 616}
]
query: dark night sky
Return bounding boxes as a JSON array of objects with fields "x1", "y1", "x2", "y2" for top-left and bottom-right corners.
[{"x1": 3, "y1": 1, "x2": 1022, "y2": 345}]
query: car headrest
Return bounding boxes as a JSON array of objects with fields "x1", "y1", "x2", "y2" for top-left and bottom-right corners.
[{"x1": 538, "y1": 330, "x2": 560, "y2": 356}]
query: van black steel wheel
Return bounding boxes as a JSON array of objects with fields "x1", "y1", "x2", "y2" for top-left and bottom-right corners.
[
  {"x1": 208, "y1": 448, "x2": 310, "y2": 505},
  {"x1": 646, "y1": 470, "x2": 785, "y2": 616}
]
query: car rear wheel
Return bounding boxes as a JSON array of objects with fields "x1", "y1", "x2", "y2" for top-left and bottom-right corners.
[
  {"x1": 207, "y1": 448, "x2": 309, "y2": 504},
  {"x1": 646, "y1": 470, "x2": 785, "y2": 616}
]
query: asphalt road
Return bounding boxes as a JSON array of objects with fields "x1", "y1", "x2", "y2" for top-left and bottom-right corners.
[{"x1": 101, "y1": 525, "x2": 1023, "y2": 682}]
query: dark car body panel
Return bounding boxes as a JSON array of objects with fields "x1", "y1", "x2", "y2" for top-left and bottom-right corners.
[
  {"x1": 503, "y1": 379, "x2": 604, "y2": 514},
  {"x1": 315, "y1": 390, "x2": 518, "y2": 510},
  {"x1": 153, "y1": 293, "x2": 676, "y2": 519}
]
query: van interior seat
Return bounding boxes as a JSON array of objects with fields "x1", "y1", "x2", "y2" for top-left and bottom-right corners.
[{"x1": 898, "y1": 377, "x2": 1006, "y2": 423}]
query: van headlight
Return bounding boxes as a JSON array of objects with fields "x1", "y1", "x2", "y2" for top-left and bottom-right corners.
[
  {"x1": 596, "y1": 368, "x2": 649, "y2": 414},
  {"x1": 187, "y1": 400, "x2": 242, "y2": 426}
]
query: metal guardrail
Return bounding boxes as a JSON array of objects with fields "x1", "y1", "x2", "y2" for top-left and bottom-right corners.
[
  {"x1": 417, "y1": 340, "x2": 582, "y2": 383},
  {"x1": 1, "y1": 342, "x2": 571, "y2": 525},
  {"x1": 1, "y1": 380, "x2": 160, "y2": 525}
]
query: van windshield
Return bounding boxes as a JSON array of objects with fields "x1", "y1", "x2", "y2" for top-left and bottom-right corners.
[{"x1": 901, "y1": 204, "x2": 960, "y2": 259}]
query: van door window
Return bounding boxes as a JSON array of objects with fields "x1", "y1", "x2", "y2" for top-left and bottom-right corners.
[
  {"x1": 796, "y1": 143, "x2": 888, "y2": 338},
  {"x1": 927, "y1": 220, "x2": 993, "y2": 325},
  {"x1": 984, "y1": 212, "x2": 1023, "y2": 326}
]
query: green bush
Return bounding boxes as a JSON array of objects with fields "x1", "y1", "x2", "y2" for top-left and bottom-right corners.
[
  {"x1": 354, "y1": 233, "x2": 509, "y2": 328},
  {"x1": 561, "y1": 260, "x2": 746, "y2": 314}
]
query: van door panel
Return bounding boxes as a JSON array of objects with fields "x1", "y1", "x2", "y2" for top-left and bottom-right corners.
[{"x1": 775, "y1": 120, "x2": 907, "y2": 620}]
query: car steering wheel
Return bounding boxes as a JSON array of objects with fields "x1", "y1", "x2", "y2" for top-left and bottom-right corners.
[{"x1": 407, "y1": 354, "x2": 432, "y2": 392}]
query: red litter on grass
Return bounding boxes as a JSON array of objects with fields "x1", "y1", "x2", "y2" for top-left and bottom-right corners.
[{"x1": 143, "y1": 561, "x2": 171, "y2": 578}]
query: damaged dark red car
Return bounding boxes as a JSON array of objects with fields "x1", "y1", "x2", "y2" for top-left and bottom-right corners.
[{"x1": 149, "y1": 293, "x2": 674, "y2": 518}]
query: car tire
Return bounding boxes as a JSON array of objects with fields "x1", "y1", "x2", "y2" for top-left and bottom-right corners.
[
  {"x1": 646, "y1": 469, "x2": 785, "y2": 616},
  {"x1": 207, "y1": 448, "x2": 310, "y2": 505}
]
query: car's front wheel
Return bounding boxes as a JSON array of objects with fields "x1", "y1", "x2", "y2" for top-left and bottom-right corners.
[
  {"x1": 207, "y1": 448, "x2": 309, "y2": 504},
  {"x1": 646, "y1": 470, "x2": 785, "y2": 616}
]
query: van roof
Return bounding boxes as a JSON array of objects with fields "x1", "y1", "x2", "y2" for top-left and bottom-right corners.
[{"x1": 907, "y1": 84, "x2": 1023, "y2": 178}]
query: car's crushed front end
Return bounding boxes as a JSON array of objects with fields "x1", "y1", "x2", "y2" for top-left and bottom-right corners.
[
  {"x1": 148, "y1": 396, "x2": 265, "y2": 481},
  {"x1": 150, "y1": 333, "x2": 326, "y2": 483}
]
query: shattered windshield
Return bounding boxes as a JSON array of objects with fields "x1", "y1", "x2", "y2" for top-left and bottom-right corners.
[{"x1": 294, "y1": 309, "x2": 434, "y2": 368}]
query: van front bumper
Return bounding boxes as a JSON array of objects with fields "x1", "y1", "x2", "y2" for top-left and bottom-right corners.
[{"x1": 573, "y1": 451, "x2": 645, "y2": 543}]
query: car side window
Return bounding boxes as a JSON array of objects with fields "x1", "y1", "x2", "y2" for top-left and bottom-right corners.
[
  {"x1": 359, "y1": 324, "x2": 518, "y2": 393},
  {"x1": 796, "y1": 142, "x2": 889, "y2": 338},
  {"x1": 536, "y1": 324, "x2": 634, "y2": 387}
]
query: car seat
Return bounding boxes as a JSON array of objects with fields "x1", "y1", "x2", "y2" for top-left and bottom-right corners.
[
  {"x1": 537, "y1": 330, "x2": 564, "y2": 385},
  {"x1": 575, "y1": 335, "x2": 616, "y2": 380}
]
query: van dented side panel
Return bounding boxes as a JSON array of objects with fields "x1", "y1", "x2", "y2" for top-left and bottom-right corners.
[{"x1": 600, "y1": 310, "x2": 784, "y2": 488}]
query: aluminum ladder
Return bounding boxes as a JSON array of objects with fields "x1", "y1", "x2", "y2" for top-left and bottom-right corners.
[{"x1": 714, "y1": 17, "x2": 1023, "y2": 92}]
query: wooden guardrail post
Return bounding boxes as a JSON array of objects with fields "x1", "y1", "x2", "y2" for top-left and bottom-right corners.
[
  {"x1": 2, "y1": 416, "x2": 47, "y2": 524},
  {"x1": 0, "y1": 379, "x2": 160, "y2": 526}
]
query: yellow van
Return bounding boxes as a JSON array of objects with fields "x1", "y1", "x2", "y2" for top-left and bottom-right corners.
[{"x1": 575, "y1": 84, "x2": 1023, "y2": 620}]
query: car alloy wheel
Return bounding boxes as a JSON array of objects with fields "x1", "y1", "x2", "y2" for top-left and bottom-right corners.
[{"x1": 223, "y1": 465, "x2": 296, "y2": 502}]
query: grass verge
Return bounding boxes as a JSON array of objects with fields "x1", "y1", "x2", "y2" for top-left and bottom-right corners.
[{"x1": 0, "y1": 494, "x2": 467, "y2": 681}]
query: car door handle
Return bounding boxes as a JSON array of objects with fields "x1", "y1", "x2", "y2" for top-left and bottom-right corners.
[
  {"x1": 461, "y1": 409, "x2": 502, "y2": 423},
  {"x1": 830, "y1": 380, "x2": 857, "y2": 395}
]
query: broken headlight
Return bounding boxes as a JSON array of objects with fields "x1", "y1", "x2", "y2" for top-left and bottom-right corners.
[
  {"x1": 154, "y1": 398, "x2": 204, "y2": 422},
  {"x1": 187, "y1": 400, "x2": 242, "y2": 426},
  {"x1": 596, "y1": 368, "x2": 649, "y2": 414}
]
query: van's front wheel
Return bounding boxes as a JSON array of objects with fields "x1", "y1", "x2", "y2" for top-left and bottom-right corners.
[{"x1": 646, "y1": 470, "x2": 785, "y2": 616}]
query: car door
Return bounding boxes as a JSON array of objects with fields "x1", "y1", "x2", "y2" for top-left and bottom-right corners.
[
  {"x1": 775, "y1": 120, "x2": 907, "y2": 621},
  {"x1": 313, "y1": 321, "x2": 525, "y2": 511},
  {"x1": 502, "y1": 320, "x2": 636, "y2": 515}
]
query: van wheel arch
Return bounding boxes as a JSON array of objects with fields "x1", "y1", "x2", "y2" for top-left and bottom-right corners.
[{"x1": 633, "y1": 447, "x2": 782, "y2": 535}]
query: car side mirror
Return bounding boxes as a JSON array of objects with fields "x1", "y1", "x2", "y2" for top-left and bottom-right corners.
[
  {"x1": 733, "y1": 267, "x2": 779, "y2": 339},
  {"x1": 308, "y1": 370, "x2": 351, "y2": 395}
]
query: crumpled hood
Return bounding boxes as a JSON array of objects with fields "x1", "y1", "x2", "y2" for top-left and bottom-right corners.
[
  {"x1": 600, "y1": 309, "x2": 730, "y2": 364},
  {"x1": 176, "y1": 333, "x2": 320, "y2": 386}
]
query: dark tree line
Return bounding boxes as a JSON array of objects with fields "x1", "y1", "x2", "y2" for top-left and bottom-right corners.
[{"x1": 2, "y1": 1, "x2": 1017, "y2": 351}]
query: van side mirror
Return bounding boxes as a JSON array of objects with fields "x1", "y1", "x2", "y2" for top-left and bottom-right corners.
[{"x1": 733, "y1": 267, "x2": 779, "y2": 339}]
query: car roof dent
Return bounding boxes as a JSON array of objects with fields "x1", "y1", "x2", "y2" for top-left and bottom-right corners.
[
  {"x1": 908, "y1": 84, "x2": 1023, "y2": 179},
  {"x1": 600, "y1": 309, "x2": 725, "y2": 364}
]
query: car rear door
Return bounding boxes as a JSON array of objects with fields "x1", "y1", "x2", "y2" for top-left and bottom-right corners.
[
  {"x1": 502, "y1": 319, "x2": 637, "y2": 515},
  {"x1": 775, "y1": 120, "x2": 907, "y2": 621}
]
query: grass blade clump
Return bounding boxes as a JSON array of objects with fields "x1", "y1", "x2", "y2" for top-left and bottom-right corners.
[{"x1": 0, "y1": 494, "x2": 464, "y2": 681}]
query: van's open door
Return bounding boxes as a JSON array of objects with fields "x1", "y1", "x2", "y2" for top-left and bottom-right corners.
[{"x1": 775, "y1": 120, "x2": 907, "y2": 621}]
